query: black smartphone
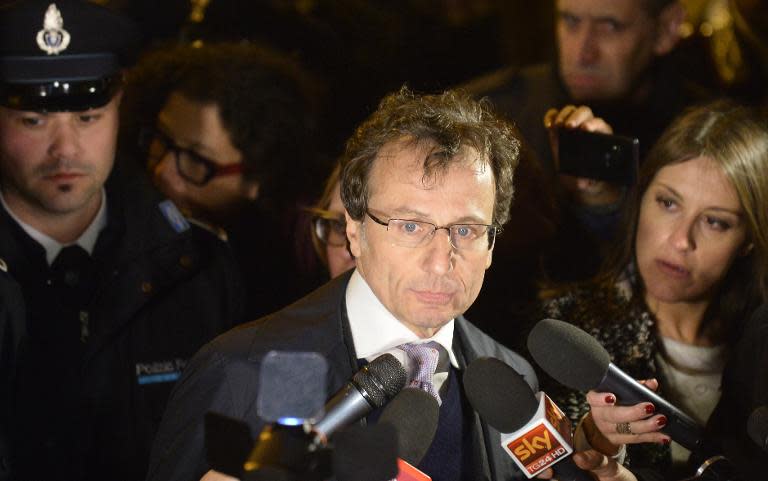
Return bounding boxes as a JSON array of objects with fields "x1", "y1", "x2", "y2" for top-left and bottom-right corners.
[{"x1": 557, "y1": 129, "x2": 640, "y2": 185}]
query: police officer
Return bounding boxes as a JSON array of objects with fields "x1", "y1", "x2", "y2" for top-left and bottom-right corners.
[
  {"x1": 0, "y1": 259, "x2": 24, "y2": 481},
  {"x1": 0, "y1": 1, "x2": 244, "y2": 480}
]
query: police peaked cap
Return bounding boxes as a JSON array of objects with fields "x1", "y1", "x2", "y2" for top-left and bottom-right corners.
[{"x1": 0, "y1": 0, "x2": 139, "y2": 111}]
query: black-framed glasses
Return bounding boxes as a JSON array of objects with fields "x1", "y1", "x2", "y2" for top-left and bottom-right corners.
[
  {"x1": 366, "y1": 210, "x2": 500, "y2": 251},
  {"x1": 143, "y1": 128, "x2": 244, "y2": 186},
  {"x1": 307, "y1": 208, "x2": 347, "y2": 247}
]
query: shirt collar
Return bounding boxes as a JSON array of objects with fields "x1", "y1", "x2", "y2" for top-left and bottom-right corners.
[
  {"x1": 0, "y1": 188, "x2": 108, "y2": 265},
  {"x1": 345, "y1": 268, "x2": 459, "y2": 368}
]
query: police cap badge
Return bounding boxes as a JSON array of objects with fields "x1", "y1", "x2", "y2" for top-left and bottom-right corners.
[{"x1": 0, "y1": 0, "x2": 139, "y2": 112}]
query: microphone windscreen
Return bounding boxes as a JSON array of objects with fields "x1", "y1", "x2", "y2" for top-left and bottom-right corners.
[
  {"x1": 379, "y1": 387, "x2": 439, "y2": 465},
  {"x1": 333, "y1": 423, "x2": 398, "y2": 481},
  {"x1": 747, "y1": 405, "x2": 768, "y2": 451},
  {"x1": 527, "y1": 318, "x2": 611, "y2": 391},
  {"x1": 258, "y1": 351, "x2": 328, "y2": 422},
  {"x1": 463, "y1": 357, "x2": 538, "y2": 433},
  {"x1": 354, "y1": 353, "x2": 407, "y2": 408}
]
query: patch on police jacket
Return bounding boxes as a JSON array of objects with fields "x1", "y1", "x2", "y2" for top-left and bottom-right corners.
[
  {"x1": 158, "y1": 200, "x2": 190, "y2": 233},
  {"x1": 136, "y1": 358, "x2": 187, "y2": 385},
  {"x1": 0, "y1": 257, "x2": 7, "y2": 273}
]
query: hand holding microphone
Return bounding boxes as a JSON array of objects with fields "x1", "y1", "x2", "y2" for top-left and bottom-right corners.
[
  {"x1": 527, "y1": 319, "x2": 704, "y2": 452},
  {"x1": 583, "y1": 378, "x2": 670, "y2": 449}
]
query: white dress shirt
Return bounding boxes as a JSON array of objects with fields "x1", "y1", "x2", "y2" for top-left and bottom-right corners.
[
  {"x1": 345, "y1": 269, "x2": 459, "y2": 392},
  {"x1": 0, "y1": 188, "x2": 108, "y2": 265}
]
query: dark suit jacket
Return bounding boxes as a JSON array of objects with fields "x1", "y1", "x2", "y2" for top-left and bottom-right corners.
[{"x1": 147, "y1": 271, "x2": 538, "y2": 481}]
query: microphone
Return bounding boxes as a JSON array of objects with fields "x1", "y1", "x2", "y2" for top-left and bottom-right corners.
[
  {"x1": 330, "y1": 423, "x2": 400, "y2": 481},
  {"x1": 379, "y1": 387, "x2": 440, "y2": 466},
  {"x1": 311, "y1": 353, "x2": 407, "y2": 443},
  {"x1": 463, "y1": 357, "x2": 592, "y2": 481},
  {"x1": 326, "y1": 388, "x2": 439, "y2": 481},
  {"x1": 258, "y1": 351, "x2": 329, "y2": 424},
  {"x1": 527, "y1": 319, "x2": 705, "y2": 451},
  {"x1": 207, "y1": 353, "x2": 407, "y2": 480},
  {"x1": 245, "y1": 353, "x2": 406, "y2": 480},
  {"x1": 747, "y1": 406, "x2": 768, "y2": 453},
  {"x1": 679, "y1": 455, "x2": 740, "y2": 481},
  {"x1": 680, "y1": 406, "x2": 768, "y2": 480},
  {"x1": 207, "y1": 413, "x2": 400, "y2": 481}
]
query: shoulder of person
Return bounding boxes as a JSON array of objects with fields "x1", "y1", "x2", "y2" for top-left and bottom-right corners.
[
  {"x1": 207, "y1": 273, "x2": 351, "y2": 354},
  {"x1": 108, "y1": 155, "x2": 228, "y2": 244},
  {"x1": 459, "y1": 65, "x2": 521, "y2": 97}
]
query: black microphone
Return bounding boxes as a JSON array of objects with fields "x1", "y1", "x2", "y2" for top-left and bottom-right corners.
[
  {"x1": 747, "y1": 405, "x2": 768, "y2": 453},
  {"x1": 379, "y1": 387, "x2": 440, "y2": 466},
  {"x1": 245, "y1": 353, "x2": 406, "y2": 480},
  {"x1": 679, "y1": 406, "x2": 768, "y2": 480},
  {"x1": 463, "y1": 357, "x2": 592, "y2": 481},
  {"x1": 527, "y1": 318, "x2": 705, "y2": 451},
  {"x1": 331, "y1": 388, "x2": 440, "y2": 481},
  {"x1": 208, "y1": 353, "x2": 407, "y2": 480},
  {"x1": 311, "y1": 353, "x2": 407, "y2": 443},
  {"x1": 679, "y1": 455, "x2": 741, "y2": 481},
  {"x1": 329, "y1": 423, "x2": 399, "y2": 481}
]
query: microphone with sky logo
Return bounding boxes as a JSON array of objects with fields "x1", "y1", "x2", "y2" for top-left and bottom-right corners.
[{"x1": 463, "y1": 357, "x2": 592, "y2": 481}]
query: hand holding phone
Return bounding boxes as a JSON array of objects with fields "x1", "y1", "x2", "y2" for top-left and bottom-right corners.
[{"x1": 557, "y1": 129, "x2": 640, "y2": 186}]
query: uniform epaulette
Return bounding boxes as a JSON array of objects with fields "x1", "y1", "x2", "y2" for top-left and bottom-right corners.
[
  {"x1": 158, "y1": 199, "x2": 190, "y2": 233},
  {"x1": 187, "y1": 218, "x2": 228, "y2": 242}
]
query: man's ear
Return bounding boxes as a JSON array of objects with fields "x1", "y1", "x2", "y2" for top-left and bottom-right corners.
[
  {"x1": 485, "y1": 243, "x2": 494, "y2": 270},
  {"x1": 653, "y1": 1, "x2": 685, "y2": 56},
  {"x1": 345, "y1": 210, "x2": 362, "y2": 258},
  {"x1": 112, "y1": 89, "x2": 124, "y2": 108}
]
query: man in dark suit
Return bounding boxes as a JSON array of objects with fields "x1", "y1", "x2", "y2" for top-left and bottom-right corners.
[
  {"x1": 148, "y1": 88, "x2": 540, "y2": 481},
  {"x1": 466, "y1": 0, "x2": 691, "y2": 179},
  {"x1": 459, "y1": 1, "x2": 707, "y2": 332}
]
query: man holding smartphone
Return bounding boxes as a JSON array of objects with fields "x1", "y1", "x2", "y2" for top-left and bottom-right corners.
[
  {"x1": 462, "y1": 0, "x2": 710, "y2": 289},
  {"x1": 467, "y1": 0, "x2": 698, "y2": 177}
]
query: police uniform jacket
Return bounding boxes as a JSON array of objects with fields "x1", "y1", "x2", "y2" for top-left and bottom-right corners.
[
  {"x1": 0, "y1": 159, "x2": 245, "y2": 481},
  {"x1": 147, "y1": 270, "x2": 538, "y2": 481},
  {"x1": 0, "y1": 260, "x2": 24, "y2": 481}
]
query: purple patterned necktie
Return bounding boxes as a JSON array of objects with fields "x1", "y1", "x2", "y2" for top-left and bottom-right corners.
[{"x1": 399, "y1": 341, "x2": 446, "y2": 404}]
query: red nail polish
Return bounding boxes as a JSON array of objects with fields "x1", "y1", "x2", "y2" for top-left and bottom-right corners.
[
  {"x1": 645, "y1": 404, "x2": 655, "y2": 415},
  {"x1": 605, "y1": 395, "x2": 616, "y2": 404},
  {"x1": 656, "y1": 415, "x2": 667, "y2": 427},
  {"x1": 661, "y1": 438, "x2": 671, "y2": 445}
]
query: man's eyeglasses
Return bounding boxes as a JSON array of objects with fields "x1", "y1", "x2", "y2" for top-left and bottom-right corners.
[
  {"x1": 308, "y1": 208, "x2": 347, "y2": 247},
  {"x1": 366, "y1": 210, "x2": 499, "y2": 251},
  {"x1": 144, "y1": 128, "x2": 244, "y2": 186}
]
